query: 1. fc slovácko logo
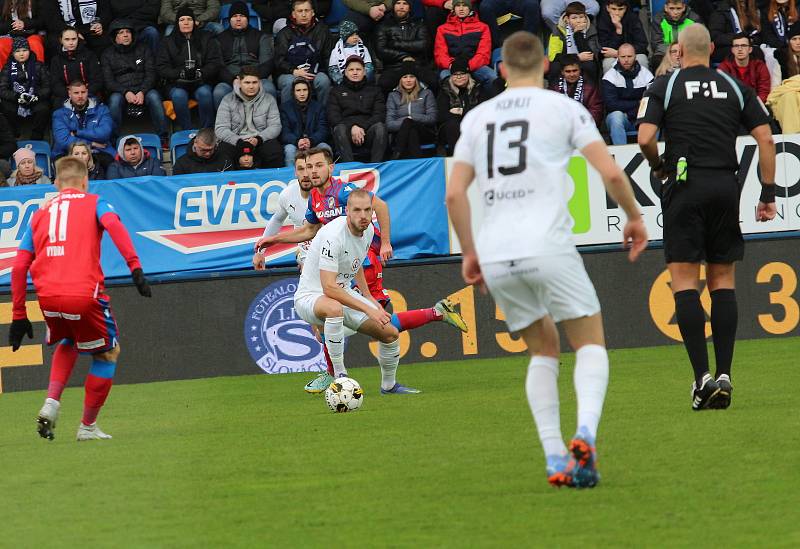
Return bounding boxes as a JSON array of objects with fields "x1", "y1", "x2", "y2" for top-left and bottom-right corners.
[{"x1": 244, "y1": 278, "x2": 326, "y2": 374}]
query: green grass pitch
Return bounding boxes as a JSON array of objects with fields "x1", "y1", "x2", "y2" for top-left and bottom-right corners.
[{"x1": 1, "y1": 338, "x2": 799, "y2": 548}]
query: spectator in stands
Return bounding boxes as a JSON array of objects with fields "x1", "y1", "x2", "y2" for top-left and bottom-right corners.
[
  {"x1": 709, "y1": 0, "x2": 762, "y2": 64},
  {"x1": 385, "y1": 61, "x2": 436, "y2": 159},
  {"x1": 233, "y1": 139, "x2": 257, "y2": 169},
  {"x1": 602, "y1": 43, "x2": 653, "y2": 145},
  {"x1": 109, "y1": 0, "x2": 160, "y2": 52},
  {"x1": 719, "y1": 33, "x2": 771, "y2": 101},
  {"x1": 434, "y1": 0, "x2": 496, "y2": 89},
  {"x1": 775, "y1": 23, "x2": 800, "y2": 77},
  {"x1": 548, "y1": 53, "x2": 603, "y2": 126},
  {"x1": 0, "y1": 0, "x2": 46, "y2": 66},
  {"x1": 68, "y1": 139, "x2": 105, "y2": 179},
  {"x1": 102, "y1": 20, "x2": 169, "y2": 149},
  {"x1": 45, "y1": 0, "x2": 113, "y2": 55},
  {"x1": 541, "y1": 0, "x2": 600, "y2": 30},
  {"x1": 215, "y1": 65, "x2": 283, "y2": 168},
  {"x1": 596, "y1": 0, "x2": 649, "y2": 73},
  {"x1": 651, "y1": 0, "x2": 700, "y2": 68},
  {"x1": 655, "y1": 41, "x2": 681, "y2": 76},
  {"x1": 49, "y1": 27, "x2": 103, "y2": 108},
  {"x1": 173, "y1": 127, "x2": 234, "y2": 174},
  {"x1": 157, "y1": 6, "x2": 222, "y2": 131},
  {"x1": 7, "y1": 146, "x2": 50, "y2": 185},
  {"x1": 274, "y1": 0, "x2": 333, "y2": 104},
  {"x1": 253, "y1": 0, "x2": 330, "y2": 35},
  {"x1": 328, "y1": 20, "x2": 374, "y2": 85},
  {"x1": 480, "y1": 0, "x2": 541, "y2": 49},
  {"x1": 768, "y1": 26, "x2": 800, "y2": 131},
  {"x1": 279, "y1": 77, "x2": 330, "y2": 166},
  {"x1": 548, "y1": 2, "x2": 601, "y2": 82},
  {"x1": 0, "y1": 38, "x2": 49, "y2": 140},
  {"x1": 375, "y1": 0, "x2": 435, "y2": 93},
  {"x1": 159, "y1": 0, "x2": 223, "y2": 35},
  {"x1": 106, "y1": 134, "x2": 165, "y2": 178},
  {"x1": 342, "y1": 0, "x2": 390, "y2": 37},
  {"x1": 436, "y1": 56, "x2": 483, "y2": 155},
  {"x1": 52, "y1": 80, "x2": 115, "y2": 164},
  {"x1": 328, "y1": 55, "x2": 387, "y2": 162},
  {"x1": 214, "y1": 1, "x2": 277, "y2": 109},
  {"x1": 761, "y1": 0, "x2": 797, "y2": 50}
]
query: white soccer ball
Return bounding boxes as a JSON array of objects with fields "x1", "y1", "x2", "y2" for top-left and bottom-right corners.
[{"x1": 324, "y1": 376, "x2": 364, "y2": 413}]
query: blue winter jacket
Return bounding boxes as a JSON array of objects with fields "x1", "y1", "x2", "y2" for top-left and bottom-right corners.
[
  {"x1": 52, "y1": 98, "x2": 116, "y2": 157},
  {"x1": 106, "y1": 151, "x2": 165, "y2": 179},
  {"x1": 279, "y1": 98, "x2": 329, "y2": 147}
]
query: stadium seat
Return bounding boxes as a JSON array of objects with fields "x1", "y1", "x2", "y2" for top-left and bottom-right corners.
[
  {"x1": 220, "y1": 2, "x2": 262, "y2": 30},
  {"x1": 118, "y1": 133, "x2": 162, "y2": 163},
  {"x1": 13, "y1": 140, "x2": 52, "y2": 178},
  {"x1": 325, "y1": 0, "x2": 348, "y2": 28},
  {"x1": 170, "y1": 130, "x2": 198, "y2": 165}
]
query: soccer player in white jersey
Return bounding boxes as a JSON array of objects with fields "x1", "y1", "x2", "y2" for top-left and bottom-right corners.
[
  {"x1": 294, "y1": 189, "x2": 410, "y2": 391},
  {"x1": 253, "y1": 150, "x2": 314, "y2": 270},
  {"x1": 446, "y1": 31, "x2": 648, "y2": 488}
]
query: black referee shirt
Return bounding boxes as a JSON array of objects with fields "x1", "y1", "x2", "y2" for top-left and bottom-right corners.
[{"x1": 637, "y1": 65, "x2": 770, "y2": 171}]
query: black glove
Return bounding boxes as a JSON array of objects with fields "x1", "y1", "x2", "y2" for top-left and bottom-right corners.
[
  {"x1": 29, "y1": 94, "x2": 38, "y2": 103},
  {"x1": 132, "y1": 268, "x2": 152, "y2": 297},
  {"x1": 8, "y1": 318, "x2": 33, "y2": 351}
]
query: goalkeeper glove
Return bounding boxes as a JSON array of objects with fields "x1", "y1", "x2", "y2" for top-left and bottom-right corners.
[
  {"x1": 8, "y1": 318, "x2": 33, "y2": 351},
  {"x1": 132, "y1": 268, "x2": 152, "y2": 297}
]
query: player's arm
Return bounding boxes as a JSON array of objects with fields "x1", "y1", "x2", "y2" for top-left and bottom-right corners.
[
  {"x1": 253, "y1": 204, "x2": 290, "y2": 269},
  {"x1": 320, "y1": 269, "x2": 390, "y2": 325},
  {"x1": 636, "y1": 81, "x2": 667, "y2": 178},
  {"x1": 445, "y1": 160, "x2": 485, "y2": 291},
  {"x1": 257, "y1": 220, "x2": 321, "y2": 250},
  {"x1": 749, "y1": 117, "x2": 777, "y2": 222},
  {"x1": 98, "y1": 205, "x2": 151, "y2": 297},
  {"x1": 372, "y1": 196, "x2": 392, "y2": 264},
  {"x1": 9, "y1": 226, "x2": 35, "y2": 351},
  {"x1": 580, "y1": 140, "x2": 648, "y2": 262},
  {"x1": 354, "y1": 264, "x2": 384, "y2": 311},
  {"x1": 637, "y1": 123, "x2": 663, "y2": 177}
]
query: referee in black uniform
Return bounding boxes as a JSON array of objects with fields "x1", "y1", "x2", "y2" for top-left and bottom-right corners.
[{"x1": 636, "y1": 24, "x2": 776, "y2": 411}]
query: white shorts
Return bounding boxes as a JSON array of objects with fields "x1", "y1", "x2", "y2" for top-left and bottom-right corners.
[
  {"x1": 482, "y1": 251, "x2": 601, "y2": 332},
  {"x1": 294, "y1": 289, "x2": 377, "y2": 331}
]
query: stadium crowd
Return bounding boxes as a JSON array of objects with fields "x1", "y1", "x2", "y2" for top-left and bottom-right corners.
[{"x1": 0, "y1": 0, "x2": 798, "y2": 185}]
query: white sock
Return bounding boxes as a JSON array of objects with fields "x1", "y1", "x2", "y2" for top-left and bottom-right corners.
[
  {"x1": 573, "y1": 344, "x2": 609, "y2": 442},
  {"x1": 324, "y1": 317, "x2": 346, "y2": 377},
  {"x1": 378, "y1": 339, "x2": 400, "y2": 390},
  {"x1": 526, "y1": 355, "x2": 567, "y2": 458}
]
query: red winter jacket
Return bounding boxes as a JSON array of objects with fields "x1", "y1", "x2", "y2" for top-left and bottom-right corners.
[
  {"x1": 718, "y1": 57, "x2": 771, "y2": 103},
  {"x1": 434, "y1": 12, "x2": 492, "y2": 71}
]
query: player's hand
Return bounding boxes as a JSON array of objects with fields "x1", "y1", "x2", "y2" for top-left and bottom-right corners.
[
  {"x1": 368, "y1": 305, "x2": 392, "y2": 327},
  {"x1": 255, "y1": 235, "x2": 273, "y2": 252},
  {"x1": 253, "y1": 251, "x2": 266, "y2": 270},
  {"x1": 623, "y1": 218, "x2": 648, "y2": 262},
  {"x1": 131, "y1": 268, "x2": 152, "y2": 297},
  {"x1": 756, "y1": 201, "x2": 777, "y2": 222},
  {"x1": 379, "y1": 242, "x2": 393, "y2": 265},
  {"x1": 462, "y1": 252, "x2": 487, "y2": 294},
  {"x1": 8, "y1": 318, "x2": 33, "y2": 351}
]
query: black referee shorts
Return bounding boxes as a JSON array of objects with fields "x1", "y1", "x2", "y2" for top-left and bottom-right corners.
[{"x1": 660, "y1": 168, "x2": 744, "y2": 264}]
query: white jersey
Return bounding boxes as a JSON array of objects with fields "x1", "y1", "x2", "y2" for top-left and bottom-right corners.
[
  {"x1": 452, "y1": 86, "x2": 603, "y2": 263},
  {"x1": 295, "y1": 216, "x2": 375, "y2": 300},
  {"x1": 262, "y1": 180, "x2": 312, "y2": 263}
]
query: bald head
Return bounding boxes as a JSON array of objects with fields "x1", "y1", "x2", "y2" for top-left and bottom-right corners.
[{"x1": 678, "y1": 24, "x2": 712, "y2": 65}]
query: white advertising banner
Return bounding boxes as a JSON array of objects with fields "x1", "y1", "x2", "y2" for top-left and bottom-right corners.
[{"x1": 448, "y1": 134, "x2": 799, "y2": 253}]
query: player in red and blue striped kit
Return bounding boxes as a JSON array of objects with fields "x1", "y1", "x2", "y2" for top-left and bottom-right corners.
[
  {"x1": 256, "y1": 147, "x2": 468, "y2": 394},
  {"x1": 8, "y1": 157, "x2": 152, "y2": 441}
]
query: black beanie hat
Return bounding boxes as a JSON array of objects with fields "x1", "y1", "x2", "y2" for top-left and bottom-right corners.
[
  {"x1": 450, "y1": 56, "x2": 470, "y2": 74},
  {"x1": 229, "y1": 1, "x2": 249, "y2": 20},
  {"x1": 176, "y1": 5, "x2": 195, "y2": 24}
]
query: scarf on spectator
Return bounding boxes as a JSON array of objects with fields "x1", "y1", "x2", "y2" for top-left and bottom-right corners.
[
  {"x1": 730, "y1": 8, "x2": 742, "y2": 33},
  {"x1": 565, "y1": 24, "x2": 578, "y2": 53},
  {"x1": 8, "y1": 57, "x2": 37, "y2": 117},
  {"x1": 559, "y1": 75, "x2": 584, "y2": 102},
  {"x1": 774, "y1": 10, "x2": 787, "y2": 43},
  {"x1": 58, "y1": 0, "x2": 98, "y2": 26},
  {"x1": 330, "y1": 38, "x2": 371, "y2": 74},
  {"x1": 11, "y1": 165, "x2": 43, "y2": 186}
]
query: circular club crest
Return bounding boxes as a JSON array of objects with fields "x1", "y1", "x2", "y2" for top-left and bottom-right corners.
[{"x1": 244, "y1": 277, "x2": 326, "y2": 374}]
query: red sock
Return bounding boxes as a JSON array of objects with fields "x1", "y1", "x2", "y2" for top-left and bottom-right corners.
[
  {"x1": 82, "y1": 374, "x2": 113, "y2": 426},
  {"x1": 393, "y1": 308, "x2": 438, "y2": 332},
  {"x1": 47, "y1": 344, "x2": 79, "y2": 401},
  {"x1": 323, "y1": 344, "x2": 335, "y2": 376}
]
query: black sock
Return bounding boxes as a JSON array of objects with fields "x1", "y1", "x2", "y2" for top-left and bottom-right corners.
[
  {"x1": 711, "y1": 289, "x2": 737, "y2": 379},
  {"x1": 674, "y1": 289, "x2": 709, "y2": 385}
]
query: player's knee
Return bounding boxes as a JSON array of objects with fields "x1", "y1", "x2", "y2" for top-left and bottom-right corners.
[
  {"x1": 379, "y1": 329, "x2": 399, "y2": 344},
  {"x1": 95, "y1": 343, "x2": 120, "y2": 363}
]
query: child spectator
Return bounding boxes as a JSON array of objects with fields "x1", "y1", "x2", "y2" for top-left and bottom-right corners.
[
  {"x1": 651, "y1": 0, "x2": 700, "y2": 68},
  {"x1": 0, "y1": 37, "x2": 49, "y2": 139},
  {"x1": 548, "y1": 2, "x2": 601, "y2": 82},
  {"x1": 328, "y1": 20, "x2": 374, "y2": 85},
  {"x1": 0, "y1": 0, "x2": 46, "y2": 66}
]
